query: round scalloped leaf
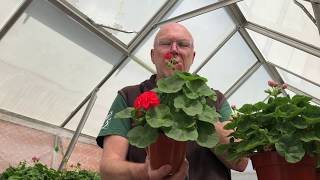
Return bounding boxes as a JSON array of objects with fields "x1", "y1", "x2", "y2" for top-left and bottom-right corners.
[
  {"x1": 196, "y1": 121, "x2": 219, "y2": 148},
  {"x1": 198, "y1": 105, "x2": 219, "y2": 124},
  {"x1": 146, "y1": 104, "x2": 173, "y2": 128},
  {"x1": 163, "y1": 126, "x2": 198, "y2": 141},
  {"x1": 186, "y1": 80, "x2": 213, "y2": 97},
  {"x1": 275, "y1": 136, "x2": 305, "y2": 163},
  {"x1": 114, "y1": 107, "x2": 135, "y2": 119},
  {"x1": 175, "y1": 71, "x2": 207, "y2": 82},
  {"x1": 172, "y1": 111, "x2": 196, "y2": 128},
  {"x1": 183, "y1": 86, "x2": 199, "y2": 99},
  {"x1": 174, "y1": 95, "x2": 203, "y2": 116},
  {"x1": 127, "y1": 125, "x2": 159, "y2": 148},
  {"x1": 157, "y1": 75, "x2": 185, "y2": 93}
]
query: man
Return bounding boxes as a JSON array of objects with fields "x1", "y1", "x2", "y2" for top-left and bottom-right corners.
[{"x1": 97, "y1": 23, "x2": 248, "y2": 180}]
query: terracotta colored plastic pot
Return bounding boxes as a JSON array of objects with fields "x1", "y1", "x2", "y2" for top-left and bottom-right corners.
[
  {"x1": 251, "y1": 151, "x2": 316, "y2": 180},
  {"x1": 147, "y1": 133, "x2": 186, "y2": 174},
  {"x1": 317, "y1": 169, "x2": 320, "y2": 180}
]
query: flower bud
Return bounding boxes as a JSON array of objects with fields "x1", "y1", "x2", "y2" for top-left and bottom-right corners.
[
  {"x1": 268, "y1": 80, "x2": 278, "y2": 87},
  {"x1": 282, "y1": 83, "x2": 288, "y2": 89}
]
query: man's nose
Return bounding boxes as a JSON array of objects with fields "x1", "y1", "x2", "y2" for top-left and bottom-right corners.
[{"x1": 170, "y1": 41, "x2": 179, "y2": 53}]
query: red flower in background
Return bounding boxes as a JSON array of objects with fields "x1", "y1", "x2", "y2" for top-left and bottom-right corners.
[
  {"x1": 32, "y1": 156, "x2": 40, "y2": 162},
  {"x1": 163, "y1": 52, "x2": 173, "y2": 60},
  {"x1": 134, "y1": 91, "x2": 160, "y2": 110}
]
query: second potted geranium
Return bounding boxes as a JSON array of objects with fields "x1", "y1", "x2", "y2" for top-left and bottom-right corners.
[
  {"x1": 115, "y1": 53, "x2": 220, "y2": 173},
  {"x1": 216, "y1": 80, "x2": 320, "y2": 180}
]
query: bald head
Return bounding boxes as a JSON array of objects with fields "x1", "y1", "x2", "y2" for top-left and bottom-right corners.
[{"x1": 153, "y1": 23, "x2": 194, "y2": 48}]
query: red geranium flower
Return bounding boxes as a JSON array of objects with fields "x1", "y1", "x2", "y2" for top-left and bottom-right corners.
[
  {"x1": 134, "y1": 91, "x2": 160, "y2": 110},
  {"x1": 163, "y1": 52, "x2": 173, "y2": 60}
]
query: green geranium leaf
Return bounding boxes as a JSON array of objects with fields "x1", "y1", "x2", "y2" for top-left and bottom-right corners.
[
  {"x1": 127, "y1": 125, "x2": 159, "y2": 148},
  {"x1": 300, "y1": 130, "x2": 320, "y2": 142},
  {"x1": 235, "y1": 134, "x2": 267, "y2": 153},
  {"x1": 292, "y1": 95, "x2": 312, "y2": 107},
  {"x1": 198, "y1": 105, "x2": 219, "y2": 124},
  {"x1": 275, "y1": 136, "x2": 305, "y2": 163},
  {"x1": 277, "y1": 104, "x2": 304, "y2": 118},
  {"x1": 208, "y1": 93, "x2": 217, "y2": 102},
  {"x1": 146, "y1": 104, "x2": 173, "y2": 128},
  {"x1": 157, "y1": 75, "x2": 185, "y2": 93},
  {"x1": 290, "y1": 117, "x2": 308, "y2": 129},
  {"x1": 163, "y1": 126, "x2": 198, "y2": 141},
  {"x1": 196, "y1": 121, "x2": 219, "y2": 148},
  {"x1": 223, "y1": 120, "x2": 237, "y2": 130},
  {"x1": 303, "y1": 105, "x2": 320, "y2": 118},
  {"x1": 304, "y1": 117, "x2": 320, "y2": 124},
  {"x1": 238, "y1": 104, "x2": 257, "y2": 114},
  {"x1": 114, "y1": 107, "x2": 135, "y2": 119},
  {"x1": 277, "y1": 123, "x2": 296, "y2": 135},
  {"x1": 254, "y1": 102, "x2": 267, "y2": 110},
  {"x1": 172, "y1": 111, "x2": 195, "y2": 128},
  {"x1": 174, "y1": 95, "x2": 203, "y2": 116},
  {"x1": 175, "y1": 71, "x2": 207, "y2": 82},
  {"x1": 183, "y1": 86, "x2": 199, "y2": 99},
  {"x1": 186, "y1": 80, "x2": 214, "y2": 97}
]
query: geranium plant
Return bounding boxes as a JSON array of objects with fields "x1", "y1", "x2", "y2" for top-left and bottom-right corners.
[
  {"x1": 0, "y1": 157, "x2": 100, "y2": 180},
  {"x1": 115, "y1": 53, "x2": 220, "y2": 148},
  {"x1": 215, "y1": 80, "x2": 320, "y2": 165}
]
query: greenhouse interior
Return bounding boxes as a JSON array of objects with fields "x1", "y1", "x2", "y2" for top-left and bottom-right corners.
[{"x1": 0, "y1": 0, "x2": 320, "y2": 179}]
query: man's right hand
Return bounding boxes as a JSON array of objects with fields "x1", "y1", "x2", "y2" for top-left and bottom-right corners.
[{"x1": 145, "y1": 157, "x2": 189, "y2": 180}]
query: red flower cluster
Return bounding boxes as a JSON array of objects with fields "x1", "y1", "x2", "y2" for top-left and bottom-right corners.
[
  {"x1": 163, "y1": 52, "x2": 178, "y2": 70},
  {"x1": 163, "y1": 52, "x2": 173, "y2": 60},
  {"x1": 134, "y1": 91, "x2": 160, "y2": 110}
]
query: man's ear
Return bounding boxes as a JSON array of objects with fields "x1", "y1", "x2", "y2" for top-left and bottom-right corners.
[
  {"x1": 192, "y1": 51, "x2": 196, "y2": 64},
  {"x1": 151, "y1": 49, "x2": 156, "y2": 64}
]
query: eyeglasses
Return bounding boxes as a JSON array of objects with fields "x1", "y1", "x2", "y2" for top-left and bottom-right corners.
[{"x1": 157, "y1": 39, "x2": 193, "y2": 49}]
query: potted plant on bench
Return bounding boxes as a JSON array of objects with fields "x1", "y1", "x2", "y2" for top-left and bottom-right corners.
[{"x1": 216, "y1": 80, "x2": 320, "y2": 180}]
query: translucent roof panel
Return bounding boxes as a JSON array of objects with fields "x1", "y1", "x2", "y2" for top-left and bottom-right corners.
[
  {"x1": 277, "y1": 68, "x2": 320, "y2": 99},
  {"x1": 65, "y1": 0, "x2": 166, "y2": 44},
  {"x1": 228, "y1": 66, "x2": 271, "y2": 107},
  {"x1": 238, "y1": 0, "x2": 320, "y2": 48},
  {"x1": 247, "y1": 29, "x2": 320, "y2": 89},
  {"x1": 164, "y1": 0, "x2": 218, "y2": 19},
  {"x1": 0, "y1": 0, "x2": 25, "y2": 29},
  {"x1": 65, "y1": 58, "x2": 152, "y2": 136},
  {"x1": 0, "y1": 0, "x2": 123, "y2": 126},
  {"x1": 134, "y1": 7, "x2": 236, "y2": 72},
  {"x1": 198, "y1": 32, "x2": 257, "y2": 93}
]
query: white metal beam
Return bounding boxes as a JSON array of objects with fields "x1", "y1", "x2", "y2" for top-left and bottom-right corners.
[
  {"x1": 0, "y1": 0, "x2": 32, "y2": 40},
  {"x1": 245, "y1": 21, "x2": 320, "y2": 58},
  {"x1": 48, "y1": 0, "x2": 129, "y2": 55},
  {"x1": 156, "y1": 0, "x2": 243, "y2": 27}
]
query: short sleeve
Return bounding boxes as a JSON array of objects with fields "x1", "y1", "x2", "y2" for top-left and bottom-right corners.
[{"x1": 96, "y1": 94, "x2": 131, "y2": 148}]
